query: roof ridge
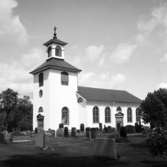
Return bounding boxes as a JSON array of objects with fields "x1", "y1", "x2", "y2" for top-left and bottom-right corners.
[{"x1": 78, "y1": 86, "x2": 126, "y2": 92}]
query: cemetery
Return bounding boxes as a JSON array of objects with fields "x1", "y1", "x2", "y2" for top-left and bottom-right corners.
[{"x1": 0, "y1": 124, "x2": 167, "y2": 167}]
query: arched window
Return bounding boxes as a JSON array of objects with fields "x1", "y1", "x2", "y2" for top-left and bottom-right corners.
[
  {"x1": 136, "y1": 108, "x2": 141, "y2": 123},
  {"x1": 38, "y1": 106, "x2": 43, "y2": 113},
  {"x1": 55, "y1": 45, "x2": 62, "y2": 57},
  {"x1": 93, "y1": 106, "x2": 99, "y2": 123},
  {"x1": 62, "y1": 107, "x2": 69, "y2": 125},
  {"x1": 47, "y1": 46, "x2": 52, "y2": 57},
  {"x1": 61, "y1": 72, "x2": 69, "y2": 85},
  {"x1": 39, "y1": 73, "x2": 44, "y2": 87},
  {"x1": 127, "y1": 107, "x2": 132, "y2": 122},
  {"x1": 105, "y1": 107, "x2": 111, "y2": 123},
  {"x1": 116, "y1": 106, "x2": 122, "y2": 112}
]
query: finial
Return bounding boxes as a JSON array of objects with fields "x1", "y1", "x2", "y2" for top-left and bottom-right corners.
[{"x1": 53, "y1": 26, "x2": 57, "y2": 39}]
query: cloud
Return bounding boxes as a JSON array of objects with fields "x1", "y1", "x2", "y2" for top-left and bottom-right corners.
[
  {"x1": 85, "y1": 45, "x2": 104, "y2": 61},
  {"x1": 136, "y1": 4, "x2": 167, "y2": 44},
  {"x1": 110, "y1": 43, "x2": 137, "y2": 64},
  {"x1": 0, "y1": 0, "x2": 28, "y2": 44},
  {"x1": 0, "y1": 48, "x2": 44, "y2": 97},
  {"x1": 79, "y1": 72, "x2": 126, "y2": 89},
  {"x1": 160, "y1": 53, "x2": 167, "y2": 62},
  {"x1": 157, "y1": 82, "x2": 167, "y2": 89}
]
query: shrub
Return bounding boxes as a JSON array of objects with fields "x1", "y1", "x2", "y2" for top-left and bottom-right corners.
[
  {"x1": 125, "y1": 125, "x2": 136, "y2": 134},
  {"x1": 120, "y1": 127, "x2": 127, "y2": 138},
  {"x1": 80, "y1": 124, "x2": 85, "y2": 132},
  {"x1": 147, "y1": 128, "x2": 167, "y2": 156},
  {"x1": 64, "y1": 127, "x2": 69, "y2": 137},
  {"x1": 71, "y1": 127, "x2": 76, "y2": 137},
  {"x1": 107, "y1": 126, "x2": 115, "y2": 133},
  {"x1": 135, "y1": 123, "x2": 144, "y2": 133}
]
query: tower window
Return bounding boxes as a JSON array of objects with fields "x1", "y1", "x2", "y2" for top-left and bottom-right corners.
[
  {"x1": 39, "y1": 73, "x2": 44, "y2": 87},
  {"x1": 62, "y1": 107, "x2": 69, "y2": 125},
  {"x1": 61, "y1": 72, "x2": 69, "y2": 85},
  {"x1": 93, "y1": 106, "x2": 99, "y2": 123},
  {"x1": 55, "y1": 45, "x2": 62, "y2": 57},
  {"x1": 47, "y1": 46, "x2": 52, "y2": 57},
  {"x1": 105, "y1": 107, "x2": 111, "y2": 123},
  {"x1": 127, "y1": 107, "x2": 132, "y2": 122}
]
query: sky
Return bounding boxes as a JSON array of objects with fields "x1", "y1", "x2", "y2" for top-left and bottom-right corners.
[{"x1": 0, "y1": 0, "x2": 167, "y2": 99}]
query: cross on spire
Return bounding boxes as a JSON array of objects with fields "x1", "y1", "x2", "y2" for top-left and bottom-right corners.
[{"x1": 53, "y1": 26, "x2": 57, "y2": 39}]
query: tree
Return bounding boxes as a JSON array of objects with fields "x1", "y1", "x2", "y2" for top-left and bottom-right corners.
[
  {"x1": 15, "y1": 96, "x2": 33, "y2": 131},
  {"x1": 0, "y1": 89, "x2": 33, "y2": 131},
  {"x1": 140, "y1": 89, "x2": 167, "y2": 128},
  {"x1": 0, "y1": 89, "x2": 18, "y2": 130}
]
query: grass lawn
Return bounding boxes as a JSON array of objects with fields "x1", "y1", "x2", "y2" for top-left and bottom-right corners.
[{"x1": 0, "y1": 134, "x2": 167, "y2": 167}]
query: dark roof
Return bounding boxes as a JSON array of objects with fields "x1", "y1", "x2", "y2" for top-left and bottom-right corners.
[
  {"x1": 44, "y1": 37, "x2": 68, "y2": 46},
  {"x1": 78, "y1": 86, "x2": 141, "y2": 104},
  {"x1": 30, "y1": 58, "x2": 81, "y2": 74}
]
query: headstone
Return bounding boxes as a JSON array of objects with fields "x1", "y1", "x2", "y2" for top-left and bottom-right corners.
[{"x1": 34, "y1": 129, "x2": 45, "y2": 148}]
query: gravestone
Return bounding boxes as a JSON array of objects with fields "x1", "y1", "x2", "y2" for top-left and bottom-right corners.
[{"x1": 34, "y1": 129, "x2": 45, "y2": 148}]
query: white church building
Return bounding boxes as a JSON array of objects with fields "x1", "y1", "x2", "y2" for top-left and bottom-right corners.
[{"x1": 30, "y1": 28, "x2": 141, "y2": 131}]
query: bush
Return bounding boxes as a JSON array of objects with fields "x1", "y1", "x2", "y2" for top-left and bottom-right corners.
[
  {"x1": 107, "y1": 126, "x2": 115, "y2": 133},
  {"x1": 80, "y1": 124, "x2": 85, "y2": 132},
  {"x1": 125, "y1": 125, "x2": 136, "y2": 134},
  {"x1": 135, "y1": 123, "x2": 144, "y2": 133},
  {"x1": 64, "y1": 127, "x2": 69, "y2": 137},
  {"x1": 120, "y1": 127, "x2": 127, "y2": 138},
  {"x1": 71, "y1": 127, "x2": 76, "y2": 137},
  {"x1": 147, "y1": 128, "x2": 167, "y2": 156}
]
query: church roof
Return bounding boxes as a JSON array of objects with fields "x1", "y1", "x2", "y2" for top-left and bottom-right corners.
[
  {"x1": 30, "y1": 58, "x2": 81, "y2": 74},
  {"x1": 43, "y1": 38, "x2": 68, "y2": 46},
  {"x1": 78, "y1": 86, "x2": 141, "y2": 104}
]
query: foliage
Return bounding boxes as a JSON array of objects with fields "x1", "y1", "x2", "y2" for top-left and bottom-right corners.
[
  {"x1": 147, "y1": 128, "x2": 167, "y2": 156},
  {"x1": 125, "y1": 125, "x2": 136, "y2": 133},
  {"x1": 135, "y1": 123, "x2": 144, "y2": 133},
  {"x1": 140, "y1": 89, "x2": 167, "y2": 128},
  {"x1": 0, "y1": 89, "x2": 32, "y2": 131}
]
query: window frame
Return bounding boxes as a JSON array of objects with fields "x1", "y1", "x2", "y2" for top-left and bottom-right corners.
[
  {"x1": 93, "y1": 106, "x2": 99, "y2": 123},
  {"x1": 39, "y1": 73, "x2": 44, "y2": 87},
  {"x1": 127, "y1": 107, "x2": 132, "y2": 123},
  {"x1": 61, "y1": 71, "x2": 69, "y2": 85},
  {"x1": 55, "y1": 45, "x2": 62, "y2": 57},
  {"x1": 105, "y1": 107, "x2": 111, "y2": 123}
]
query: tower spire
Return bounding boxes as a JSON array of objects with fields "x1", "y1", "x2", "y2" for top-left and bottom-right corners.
[{"x1": 53, "y1": 26, "x2": 57, "y2": 39}]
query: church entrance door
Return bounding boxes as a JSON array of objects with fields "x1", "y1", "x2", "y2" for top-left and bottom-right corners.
[{"x1": 115, "y1": 112, "x2": 124, "y2": 130}]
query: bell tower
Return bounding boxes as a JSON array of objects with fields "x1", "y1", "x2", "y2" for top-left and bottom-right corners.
[{"x1": 44, "y1": 26, "x2": 67, "y2": 60}]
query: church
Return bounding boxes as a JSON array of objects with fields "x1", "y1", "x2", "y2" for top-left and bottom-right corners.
[{"x1": 30, "y1": 28, "x2": 141, "y2": 131}]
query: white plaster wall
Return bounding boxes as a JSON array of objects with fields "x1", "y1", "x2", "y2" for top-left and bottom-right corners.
[
  {"x1": 32, "y1": 70, "x2": 50, "y2": 130},
  {"x1": 84, "y1": 102, "x2": 140, "y2": 128},
  {"x1": 48, "y1": 69, "x2": 79, "y2": 130}
]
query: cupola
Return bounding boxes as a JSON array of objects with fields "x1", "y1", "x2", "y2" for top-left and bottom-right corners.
[{"x1": 44, "y1": 27, "x2": 68, "y2": 60}]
